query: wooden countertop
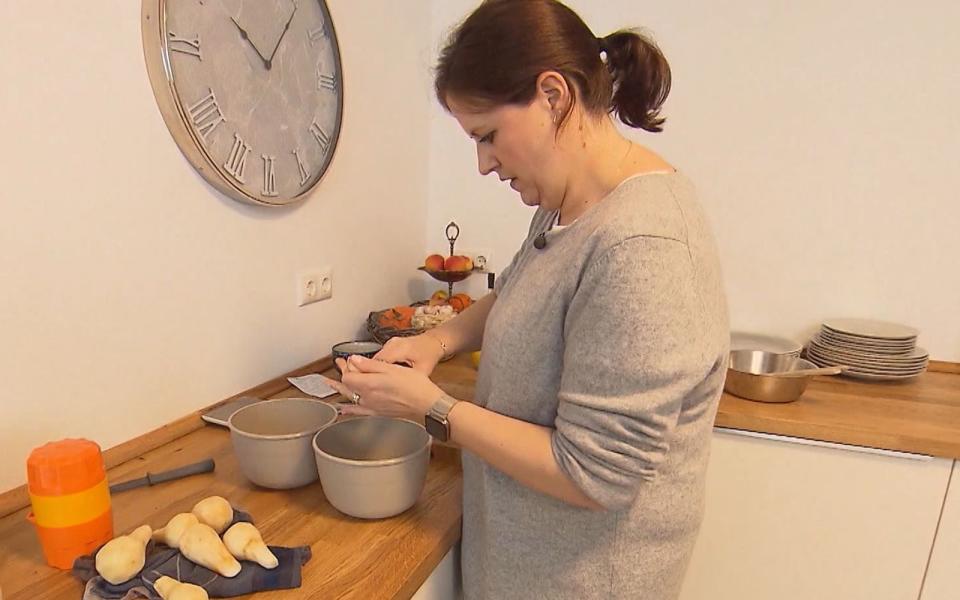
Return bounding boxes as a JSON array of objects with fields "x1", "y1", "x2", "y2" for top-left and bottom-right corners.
[
  {"x1": 433, "y1": 355, "x2": 960, "y2": 458},
  {"x1": 0, "y1": 360, "x2": 470, "y2": 600},
  {"x1": 715, "y1": 368, "x2": 960, "y2": 458},
  {"x1": 1, "y1": 355, "x2": 958, "y2": 598}
]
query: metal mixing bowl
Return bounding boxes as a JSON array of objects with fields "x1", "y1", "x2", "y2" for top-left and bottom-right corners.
[
  {"x1": 724, "y1": 350, "x2": 819, "y2": 403},
  {"x1": 312, "y1": 416, "x2": 430, "y2": 519},
  {"x1": 229, "y1": 398, "x2": 338, "y2": 489}
]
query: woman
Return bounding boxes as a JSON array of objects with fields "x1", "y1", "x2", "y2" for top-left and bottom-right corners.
[{"x1": 325, "y1": 1, "x2": 728, "y2": 598}]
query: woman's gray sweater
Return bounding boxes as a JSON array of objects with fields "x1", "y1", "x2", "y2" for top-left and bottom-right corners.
[{"x1": 462, "y1": 172, "x2": 729, "y2": 599}]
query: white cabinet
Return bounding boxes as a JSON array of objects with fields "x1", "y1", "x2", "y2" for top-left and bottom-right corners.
[
  {"x1": 679, "y1": 429, "x2": 952, "y2": 600},
  {"x1": 920, "y1": 460, "x2": 960, "y2": 600},
  {"x1": 412, "y1": 544, "x2": 461, "y2": 600}
]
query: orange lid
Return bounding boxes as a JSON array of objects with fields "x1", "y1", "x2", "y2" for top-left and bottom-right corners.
[{"x1": 27, "y1": 439, "x2": 106, "y2": 496}]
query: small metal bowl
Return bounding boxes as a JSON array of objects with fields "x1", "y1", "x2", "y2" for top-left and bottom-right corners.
[
  {"x1": 724, "y1": 350, "x2": 819, "y2": 403},
  {"x1": 332, "y1": 340, "x2": 383, "y2": 374}
]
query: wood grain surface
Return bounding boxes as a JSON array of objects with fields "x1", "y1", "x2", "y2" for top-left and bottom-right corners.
[
  {"x1": 2, "y1": 353, "x2": 958, "y2": 598},
  {"x1": 0, "y1": 355, "x2": 461, "y2": 600}
]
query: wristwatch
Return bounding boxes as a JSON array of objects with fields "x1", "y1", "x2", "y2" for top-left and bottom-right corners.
[{"x1": 424, "y1": 393, "x2": 459, "y2": 442}]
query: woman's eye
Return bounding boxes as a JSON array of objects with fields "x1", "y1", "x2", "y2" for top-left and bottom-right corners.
[{"x1": 479, "y1": 132, "x2": 495, "y2": 144}]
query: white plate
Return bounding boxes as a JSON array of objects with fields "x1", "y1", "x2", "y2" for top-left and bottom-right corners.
[
  {"x1": 730, "y1": 331, "x2": 802, "y2": 355},
  {"x1": 821, "y1": 318, "x2": 918, "y2": 340},
  {"x1": 840, "y1": 369, "x2": 924, "y2": 382},
  {"x1": 806, "y1": 358, "x2": 927, "y2": 380},
  {"x1": 807, "y1": 356, "x2": 928, "y2": 374},
  {"x1": 819, "y1": 327, "x2": 916, "y2": 346},
  {"x1": 806, "y1": 349, "x2": 927, "y2": 375},
  {"x1": 818, "y1": 329, "x2": 916, "y2": 349},
  {"x1": 818, "y1": 339, "x2": 916, "y2": 355},
  {"x1": 808, "y1": 348, "x2": 928, "y2": 369},
  {"x1": 817, "y1": 341, "x2": 916, "y2": 357},
  {"x1": 809, "y1": 337, "x2": 929, "y2": 362}
]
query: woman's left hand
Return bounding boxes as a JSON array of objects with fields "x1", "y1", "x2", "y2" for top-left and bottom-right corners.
[{"x1": 322, "y1": 355, "x2": 445, "y2": 419}]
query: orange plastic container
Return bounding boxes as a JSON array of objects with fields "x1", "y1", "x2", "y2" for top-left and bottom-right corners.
[{"x1": 26, "y1": 439, "x2": 113, "y2": 569}]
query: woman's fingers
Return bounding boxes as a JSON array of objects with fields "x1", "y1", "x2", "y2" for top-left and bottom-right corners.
[
  {"x1": 319, "y1": 373, "x2": 349, "y2": 394},
  {"x1": 319, "y1": 372, "x2": 366, "y2": 408},
  {"x1": 337, "y1": 404, "x2": 377, "y2": 417},
  {"x1": 346, "y1": 355, "x2": 393, "y2": 373},
  {"x1": 336, "y1": 357, "x2": 362, "y2": 374},
  {"x1": 373, "y1": 342, "x2": 411, "y2": 365}
]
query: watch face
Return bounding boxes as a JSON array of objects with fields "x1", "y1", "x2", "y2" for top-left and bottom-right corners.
[
  {"x1": 425, "y1": 414, "x2": 448, "y2": 441},
  {"x1": 144, "y1": 0, "x2": 343, "y2": 206}
]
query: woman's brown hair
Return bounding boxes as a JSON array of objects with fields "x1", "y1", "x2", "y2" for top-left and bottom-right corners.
[{"x1": 435, "y1": 0, "x2": 672, "y2": 132}]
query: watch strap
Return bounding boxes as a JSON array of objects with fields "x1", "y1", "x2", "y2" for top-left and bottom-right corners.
[{"x1": 428, "y1": 393, "x2": 459, "y2": 420}]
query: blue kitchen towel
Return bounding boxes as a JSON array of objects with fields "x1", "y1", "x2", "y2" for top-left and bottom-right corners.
[{"x1": 72, "y1": 509, "x2": 312, "y2": 599}]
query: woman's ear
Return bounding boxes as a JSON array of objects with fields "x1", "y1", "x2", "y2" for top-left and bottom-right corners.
[{"x1": 535, "y1": 71, "x2": 570, "y2": 121}]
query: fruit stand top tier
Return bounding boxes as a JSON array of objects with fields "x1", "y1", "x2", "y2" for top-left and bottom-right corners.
[{"x1": 418, "y1": 221, "x2": 481, "y2": 295}]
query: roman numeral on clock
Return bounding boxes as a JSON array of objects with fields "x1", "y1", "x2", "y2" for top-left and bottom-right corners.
[
  {"x1": 292, "y1": 148, "x2": 310, "y2": 185},
  {"x1": 187, "y1": 89, "x2": 224, "y2": 142},
  {"x1": 309, "y1": 121, "x2": 331, "y2": 155},
  {"x1": 224, "y1": 133, "x2": 251, "y2": 183},
  {"x1": 261, "y1": 155, "x2": 278, "y2": 197},
  {"x1": 168, "y1": 32, "x2": 202, "y2": 60},
  {"x1": 318, "y1": 70, "x2": 337, "y2": 92},
  {"x1": 308, "y1": 26, "x2": 325, "y2": 45}
]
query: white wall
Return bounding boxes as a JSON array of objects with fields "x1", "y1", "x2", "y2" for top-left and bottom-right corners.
[
  {"x1": 0, "y1": 0, "x2": 435, "y2": 491},
  {"x1": 428, "y1": 0, "x2": 960, "y2": 360},
  {"x1": 1, "y1": 0, "x2": 957, "y2": 493}
]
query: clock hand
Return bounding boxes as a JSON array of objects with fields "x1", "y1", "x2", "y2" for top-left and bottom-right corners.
[
  {"x1": 265, "y1": 1, "x2": 299, "y2": 70},
  {"x1": 229, "y1": 16, "x2": 270, "y2": 68}
]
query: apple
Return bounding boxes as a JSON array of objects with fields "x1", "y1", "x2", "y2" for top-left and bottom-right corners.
[
  {"x1": 424, "y1": 254, "x2": 445, "y2": 272},
  {"x1": 443, "y1": 255, "x2": 474, "y2": 272},
  {"x1": 428, "y1": 290, "x2": 449, "y2": 306}
]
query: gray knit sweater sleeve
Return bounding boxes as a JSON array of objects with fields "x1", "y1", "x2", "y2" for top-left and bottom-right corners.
[{"x1": 552, "y1": 235, "x2": 710, "y2": 510}]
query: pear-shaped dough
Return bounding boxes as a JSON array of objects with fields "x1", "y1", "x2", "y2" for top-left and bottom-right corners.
[
  {"x1": 191, "y1": 496, "x2": 233, "y2": 534},
  {"x1": 95, "y1": 525, "x2": 152, "y2": 585},
  {"x1": 152, "y1": 513, "x2": 199, "y2": 548},
  {"x1": 154, "y1": 575, "x2": 209, "y2": 600},
  {"x1": 179, "y1": 522, "x2": 241, "y2": 577},
  {"x1": 223, "y1": 522, "x2": 278, "y2": 569}
]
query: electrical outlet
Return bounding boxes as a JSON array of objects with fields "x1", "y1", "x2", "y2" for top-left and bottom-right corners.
[
  {"x1": 461, "y1": 248, "x2": 492, "y2": 272},
  {"x1": 297, "y1": 267, "x2": 333, "y2": 307}
]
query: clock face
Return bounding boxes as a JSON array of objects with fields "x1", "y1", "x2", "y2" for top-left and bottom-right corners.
[{"x1": 143, "y1": 0, "x2": 343, "y2": 206}]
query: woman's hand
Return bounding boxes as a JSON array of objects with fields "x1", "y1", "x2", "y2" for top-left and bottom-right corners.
[
  {"x1": 373, "y1": 333, "x2": 446, "y2": 374},
  {"x1": 322, "y1": 355, "x2": 445, "y2": 419}
]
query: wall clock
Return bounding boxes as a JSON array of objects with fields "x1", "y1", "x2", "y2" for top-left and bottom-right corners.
[{"x1": 142, "y1": 0, "x2": 343, "y2": 206}]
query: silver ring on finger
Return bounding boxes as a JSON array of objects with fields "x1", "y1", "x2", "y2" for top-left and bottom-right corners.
[{"x1": 351, "y1": 391, "x2": 361, "y2": 405}]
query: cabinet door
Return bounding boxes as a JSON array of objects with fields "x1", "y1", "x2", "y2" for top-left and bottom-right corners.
[
  {"x1": 412, "y1": 544, "x2": 461, "y2": 600},
  {"x1": 679, "y1": 429, "x2": 952, "y2": 600},
  {"x1": 920, "y1": 460, "x2": 960, "y2": 600}
]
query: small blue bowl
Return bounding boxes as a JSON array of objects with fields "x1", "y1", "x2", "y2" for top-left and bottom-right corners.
[{"x1": 332, "y1": 340, "x2": 383, "y2": 374}]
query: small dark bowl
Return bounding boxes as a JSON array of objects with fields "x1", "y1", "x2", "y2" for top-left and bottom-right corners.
[{"x1": 332, "y1": 340, "x2": 383, "y2": 374}]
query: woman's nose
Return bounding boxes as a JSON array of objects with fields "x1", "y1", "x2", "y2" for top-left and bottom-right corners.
[{"x1": 476, "y1": 144, "x2": 498, "y2": 176}]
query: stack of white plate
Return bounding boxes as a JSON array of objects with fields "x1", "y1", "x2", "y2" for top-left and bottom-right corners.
[{"x1": 805, "y1": 318, "x2": 928, "y2": 381}]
